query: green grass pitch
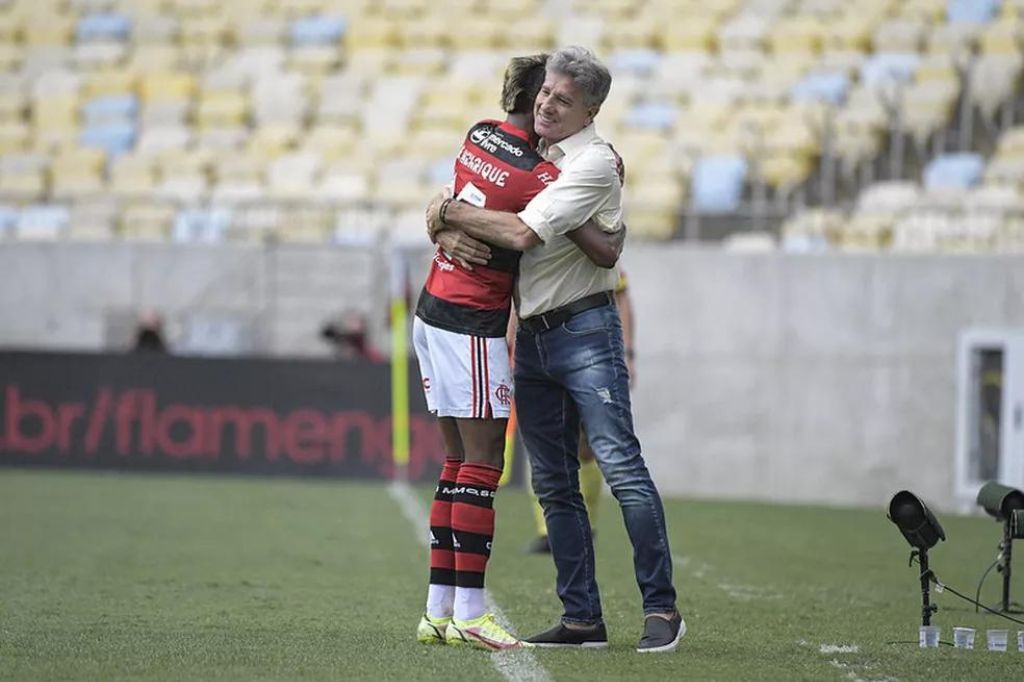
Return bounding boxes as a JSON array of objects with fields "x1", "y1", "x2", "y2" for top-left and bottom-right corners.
[{"x1": 1, "y1": 469, "x2": 1022, "y2": 681}]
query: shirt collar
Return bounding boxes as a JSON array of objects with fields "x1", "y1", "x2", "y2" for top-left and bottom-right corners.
[{"x1": 542, "y1": 123, "x2": 598, "y2": 162}]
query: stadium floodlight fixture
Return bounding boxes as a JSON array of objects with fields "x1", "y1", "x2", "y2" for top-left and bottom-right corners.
[
  {"x1": 975, "y1": 481, "x2": 1024, "y2": 613},
  {"x1": 887, "y1": 490, "x2": 946, "y2": 626}
]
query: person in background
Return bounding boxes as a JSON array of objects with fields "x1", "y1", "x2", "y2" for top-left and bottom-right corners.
[
  {"x1": 320, "y1": 311, "x2": 385, "y2": 363},
  {"x1": 132, "y1": 311, "x2": 169, "y2": 354}
]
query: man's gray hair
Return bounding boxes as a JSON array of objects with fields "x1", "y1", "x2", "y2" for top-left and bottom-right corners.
[{"x1": 547, "y1": 46, "x2": 612, "y2": 109}]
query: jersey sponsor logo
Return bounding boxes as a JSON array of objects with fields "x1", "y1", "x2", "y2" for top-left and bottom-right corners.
[
  {"x1": 469, "y1": 126, "x2": 490, "y2": 145},
  {"x1": 429, "y1": 530, "x2": 439, "y2": 546},
  {"x1": 458, "y1": 147, "x2": 511, "y2": 188},
  {"x1": 495, "y1": 383, "x2": 511, "y2": 406},
  {"x1": 433, "y1": 252, "x2": 455, "y2": 272},
  {"x1": 441, "y1": 485, "x2": 494, "y2": 498},
  {"x1": 478, "y1": 131, "x2": 524, "y2": 158}
]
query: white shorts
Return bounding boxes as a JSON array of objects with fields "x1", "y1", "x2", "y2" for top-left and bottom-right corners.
[{"x1": 412, "y1": 316, "x2": 513, "y2": 419}]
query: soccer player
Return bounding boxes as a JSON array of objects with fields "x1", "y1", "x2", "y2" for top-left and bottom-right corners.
[{"x1": 413, "y1": 55, "x2": 622, "y2": 651}]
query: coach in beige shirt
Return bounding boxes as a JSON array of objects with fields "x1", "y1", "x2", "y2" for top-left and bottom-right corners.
[{"x1": 427, "y1": 46, "x2": 684, "y2": 654}]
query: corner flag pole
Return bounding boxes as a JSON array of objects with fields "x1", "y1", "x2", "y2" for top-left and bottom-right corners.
[{"x1": 390, "y1": 249, "x2": 410, "y2": 482}]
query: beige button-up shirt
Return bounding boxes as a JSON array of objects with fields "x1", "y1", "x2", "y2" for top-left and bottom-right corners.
[{"x1": 515, "y1": 124, "x2": 622, "y2": 318}]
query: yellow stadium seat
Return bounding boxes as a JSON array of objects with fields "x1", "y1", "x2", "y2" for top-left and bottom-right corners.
[
  {"x1": 397, "y1": 16, "x2": 449, "y2": 49},
  {"x1": 602, "y1": 17, "x2": 658, "y2": 51},
  {"x1": 656, "y1": 16, "x2": 716, "y2": 51},
  {"x1": 822, "y1": 18, "x2": 872, "y2": 52},
  {"x1": 345, "y1": 17, "x2": 400, "y2": 50},
  {"x1": 196, "y1": 90, "x2": 249, "y2": 128},
  {"x1": 299, "y1": 125, "x2": 360, "y2": 161},
  {"x1": 120, "y1": 202, "x2": 176, "y2": 241},
  {"x1": 126, "y1": 46, "x2": 182, "y2": 75},
  {"x1": 0, "y1": 166, "x2": 45, "y2": 200},
  {"x1": 770, "y1": 17, "x2": 826, "y2": 55},
  {"x1": 82, "y1": 70, "x2": 136, "y2": 98},
  {"x1": 0, "y1": 90, "x2": 26, "y2": 121},
  {"x1": 505, "y1": 16, "x2": 556, "y2": 50},
  {"x1": 290, "y1": 46, "x2": 342, "y2": 75},
  {"x1": 23, "y1": 16, "x2": 74, "y2": 45},
  {"x1": 980, "y1": 21, "x2": 1022, "y2": 54},
  {"x1": 50, "y1": 148, "x2": 107, "y2": 199},
  {"x1": 247, "y1": 124, "x2": 300, "y2": 158},
  {"x1": 0, "y1": 120, "x2": 30, "y2": 153},
  {"x1": 132, "y1": 14, "x2": 180, "y2": 44},
  {"x1": 448, "y1": 17, "x2": 504, "y2": 50},
  {"x1": 0, "y1": 14, "x2": 21, "y2": 43},
  {"x1": 140, "y1": 72, "x2": 196, "y2": 103},
  {"x1": 391, "y1": 48, "x2": 447, "y2": 76},
  {"x1": 110, "y1": 155, "x2": 158, "y2": 198}
]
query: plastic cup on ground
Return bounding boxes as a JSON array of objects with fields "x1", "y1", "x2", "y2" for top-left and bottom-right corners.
[
  {"x1": 987, "y1": 629, "x2": 1008, "y2": 652},
  {"x1": 1018, "y1": 630, "x2": 1024, "y2": 653},
  {"x1": 919, "y1": 626, "x2": 940, "y2": 648},
  {"x1": 953, "y1": 627, "x2": 976, "y2": 650}
]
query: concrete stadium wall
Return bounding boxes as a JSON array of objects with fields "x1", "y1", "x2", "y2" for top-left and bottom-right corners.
[{"x1": 1, "y1": 240, "x2": 1022, "y2": 510}]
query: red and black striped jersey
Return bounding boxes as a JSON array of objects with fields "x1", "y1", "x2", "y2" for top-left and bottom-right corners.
[{"x1": 416, "y1": 119, "x2": 559, "y2": 337}]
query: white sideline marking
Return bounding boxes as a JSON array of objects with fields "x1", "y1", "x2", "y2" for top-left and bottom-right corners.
[
  {"x1": 673, "y1": 554, "x2": 782, "y2": 601},
  {"x1": 819, "y1": 644, "x2": 860, "y2": 654},
  {"x1": 388, "y1": 481, "x2": 552, "y2": 682}
]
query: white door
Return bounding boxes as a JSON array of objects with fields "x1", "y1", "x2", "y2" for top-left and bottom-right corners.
[{"x1": 955, "y1": 328, "x2": 1024, "y2": 509}]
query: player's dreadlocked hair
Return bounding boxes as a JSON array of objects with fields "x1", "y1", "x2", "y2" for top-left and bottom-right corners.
[{"x1": 501, "y1": 53, "x2": 549, "y2": 114}]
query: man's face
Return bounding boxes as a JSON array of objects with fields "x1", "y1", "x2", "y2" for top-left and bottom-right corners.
[{"x1": 533, "y1": 71, "x2": 596, "y2": 144}]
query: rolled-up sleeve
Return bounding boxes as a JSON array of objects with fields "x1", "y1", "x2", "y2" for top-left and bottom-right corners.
[{"x1": 517, "y1": 147, "x2": 617, "y2": 243}]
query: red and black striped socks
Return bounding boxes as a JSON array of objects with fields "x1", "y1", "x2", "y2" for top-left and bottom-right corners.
[
  {"x1": 451, "y1": 462, "x2": 502, "y2": 621},
  {"x1": 425, "y1": 458, "x2": 460, "y2": 619}
]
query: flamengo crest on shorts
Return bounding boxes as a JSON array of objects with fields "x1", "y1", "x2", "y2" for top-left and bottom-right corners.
[{"x1": 413, "y1": 317, "x2": 513, "y2": 419}]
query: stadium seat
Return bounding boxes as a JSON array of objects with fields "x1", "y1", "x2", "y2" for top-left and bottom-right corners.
[
  {"x1": 0, "y1": 203, "x2": 18, "y2": 239},
  {"x1": 691, "y1": 154, "x2": 748, "y2": 213},
  {"x1": 82, "y1": 94, "x2": 138, "y2": 124},
  {"x1": 16, "y1": 205, "x2": 70, "y2": 240},
  {"x1": 790, "y1": 70, "x2": 849, "y2": 105},
  {"x1": 173, "y1": 207, "x2": 231, "y2": 243},
  {"x1": 860, "y1": 52, "x2": 921, "y2": 88},
  {"x1": 947, "y1": 0, "x2": 1001, "y2": 24},
  {"x1": 289, "y1": 15, "x2": 345, "y2": 46},
  {"x1": 923, "y1": 152, "x2": 984, "y2": 191},
  {"x1": 76, "y1": 12, "x2": 132, "y2": 42},
  {"x1": 80, "y1": 121, "x2": 136, "y2": 156}
]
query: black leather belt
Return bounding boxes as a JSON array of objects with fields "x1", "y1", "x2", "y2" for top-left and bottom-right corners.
[{"x1": 518, "y1": 291, "x2": 613, "y2": 334}]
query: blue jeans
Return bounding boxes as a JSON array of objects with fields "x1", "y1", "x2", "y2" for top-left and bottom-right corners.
[{"x1": 515, "y1": 301, "x2": 677, "y2": 625}]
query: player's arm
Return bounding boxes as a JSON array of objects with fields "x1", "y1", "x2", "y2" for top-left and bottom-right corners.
[
  {"x1": 428, "y1": 150, "x2": 620, "y2": 253},
  {"x1": 566, "y1": 220, "x2": 625, "y2": 269}
]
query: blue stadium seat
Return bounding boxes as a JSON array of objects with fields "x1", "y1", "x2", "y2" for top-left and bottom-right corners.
[
  {"x1": 624, "y1": 102, "x2": 678, "y2": 131},
  {"x1": 608, "y1": 49, "x2": 662, "y2": 76},
  {"x1": 947, "y1": 0, "x2": 1001, "y2": 24},
  {"x1": 791, "y1": 71, "x2": 849, "y2": 105},
  {"x1": 860, "y1": 53, "x2": 920, "y2": 88},
  {"x1": 76, "y1": 12, "x2": 132, "y2": 42},
  {"x1": 173, "y1": 208, "x2": 231, "y2": 243},
  {"x1": 427, "y1": 158, "x2": 454, "y2": 186},
  {"x1": 17, "y1": 205, "x2": 70, "y2": 239},
  {"x1": 0, "y1": 204, "x2": 18, "y2": 238},
  {"x1": 923, "y1": 153, "x2": 984, "y2": 191},
  {"x1": 80, "y1": 122, "x2": 136, "y2": 156},
  {"x1": 691, "y1": 155, "x2": 748, "y2": 214},
  {"x1": 82, "y1": 94, "x2": 138, "y2": 124},
  {"x1": 289, "y1": 16, "x2": 346, "y2": 46}
]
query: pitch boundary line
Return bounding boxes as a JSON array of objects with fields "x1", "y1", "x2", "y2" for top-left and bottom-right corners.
[{"x1": 388, "y1": 480, "x2": 552, "y2": 682}]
